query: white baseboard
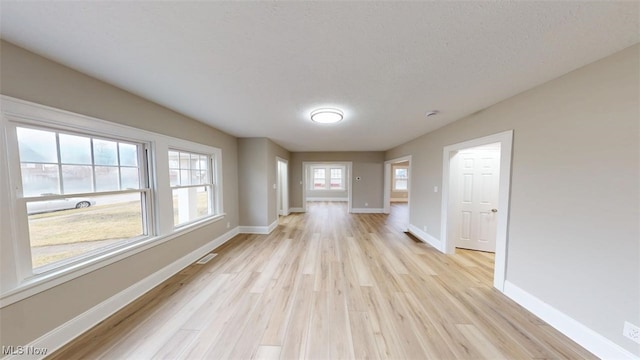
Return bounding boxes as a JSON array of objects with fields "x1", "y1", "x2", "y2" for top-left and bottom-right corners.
[
  {"x1": 351, "y1": 208, "x2": 384, "y2": 214},
  {"x1": 390, "y1": 198, "x2": 409, "y2": 202},
  {"x1": 504, "y1": 281, "x2": 638, "y2": 360},
  {"x1": 239, "y1": 219, "x2": 279, "y2": 235},
  {"x1": 306, "y1": 197, "x2": 348, "y2": 202},
  {"x1": 289, "y1": 207, "x2": 304, "y2": 213},
  {"x1": 407, "y1": 224, "x2": 443, "y2": 252},
  {"x1": 6, "y1": 227, "x2": 240, "y2": 360}
]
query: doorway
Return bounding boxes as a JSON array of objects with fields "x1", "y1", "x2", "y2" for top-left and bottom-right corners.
[
  {"x1": 383, "y1": 156, "x2": 411, "y2": 232},
  {"x1": 441, "y1": 130, "x2": 513, "y2": 291},
  {"x1": 302, "y1": 161, "x2": 352, "y2": 213},
  {"x1": 276, "y1": 157, "x2": 288, "y2": 217}
]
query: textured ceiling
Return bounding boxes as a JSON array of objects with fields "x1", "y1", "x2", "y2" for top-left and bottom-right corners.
[{"x1": 1, "y1": 1, "x2": 638, "y2": 151}]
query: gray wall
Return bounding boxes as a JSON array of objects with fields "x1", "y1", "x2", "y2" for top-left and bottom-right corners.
[
  {"x1": 267, "y1": 139, "x2": 290, "y2": 224},
  {"x1": 386, "y1": 44, "x2": 639, "y2": 355},
  {"x1": 290, "y1": 152, "x2": 385, "y2": 209},
  {"x1": 238, "y1": 138, "x2": 290, "y2": 227},
  {"x1": 0, "y1": 40, "x2": 240, "y2": 347},
  {"x1": 238, "y1": 138, "x2": 268, "y2": 227}
]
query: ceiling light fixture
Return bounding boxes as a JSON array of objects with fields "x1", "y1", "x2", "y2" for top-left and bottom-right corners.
[{"x1": 310, "y1": 108, "x2": 344, "y2": 124}]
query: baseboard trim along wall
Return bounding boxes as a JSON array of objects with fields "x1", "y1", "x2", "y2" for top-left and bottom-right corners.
[
  {"x1": 503, "y1": 281, "x2": 638, "y2": 360},
  {"x1": 351, "y1": 208, "x2": 384, "y2": 214},
  {"x1": 289, "y1": 207, "x2": 304, "y2": 213},
  {"x1": 6, "y1": 227, "x2": 241, "y2": 360},
  {"x1": 305, "y1": 197, "x2": 348, "y2": 202},
  {"x1": 407, "y1": 224, "x2": 443, "y2": 252},
  {"x1": 390, "y1": 198, "x2": 409, "y2": 202},
  {"x1": 238, "y1": 219, "x2": 279, "y2": 235}
]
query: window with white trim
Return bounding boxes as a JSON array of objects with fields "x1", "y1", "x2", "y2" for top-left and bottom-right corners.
[
  {"x1": 15, "y1": 125, "x2": 151, "y2": 272},
  {"x1": 309, "y1": 165, "x2": 345, "y2": 190},
  {"x1": 1, "y1": 96, "x2": 224, "y2": 297},
  {"x1": 168, "y1": 149, "x2": 217, "y2": 227},
  {"x1": 393, "y1": 167, "x2": 408, "y2": 191}
]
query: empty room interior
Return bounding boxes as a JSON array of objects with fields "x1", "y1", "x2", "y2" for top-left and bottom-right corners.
[{"x1": 0, "y1": 2, "x2": 639, "y2": 359}]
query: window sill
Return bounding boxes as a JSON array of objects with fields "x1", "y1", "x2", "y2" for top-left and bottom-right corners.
[{"x1": 0, "y1": 213, "x2": 226, "y2": 308}]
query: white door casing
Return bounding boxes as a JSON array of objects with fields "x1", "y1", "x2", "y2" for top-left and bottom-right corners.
[{"x1": 452, "y1": 145, "x2": 500, "y2": 252}]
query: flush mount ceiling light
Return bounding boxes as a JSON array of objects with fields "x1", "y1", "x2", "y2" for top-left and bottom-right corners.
[{"x1": 310, "y1": 108, "x2": 344, "y2": 124}]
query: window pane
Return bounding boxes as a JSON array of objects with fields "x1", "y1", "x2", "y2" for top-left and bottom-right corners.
[
  {"x1": 313, "y1": 168, "x2": 325, "y2": 178},
  {"x1": 120, "y1": 167, "x2": 140, "y2": 189},
  {"x1": 94, "y1": 139, "x2": 118, "y2": 165},
  {"x1": 173, "y1": 186, "x2": 211, "y2": 226},
  {"x1": 168, "y1": 151, "x2": 180, "y2": 168},
  {"x1": 59, "y1": 133, "x2": 91, "y2": 165},
  {"x1": 395, "y1": 168, "x2": 408, "y2": 179},
  {"x1": 17, "y1": 127, "x2": 58, "y2": 163},
  {"x1": 191, "y1": 154, "x2": 200, "y2": 170},
  {"x1": 330, "y1": 179, "x2": 342, "y2": 188},
  {"x1": 95, "y1": 166, "x2": 119, "y2": 192},
  {"x1": 395, "y1": 179, "x2": 408, "y2": 190},
  {"x1": 179, "y1": 152, "x2": 190, "y2": 169},
  {"x1": 27, "y1": 193, "x2": 144, "y2": 271},
  {"x1": 169, "y1": 169, "x2": 179, "y2": 186},
  {"x1": 199, "y1": 155, "x2": 208, "y2": 172},
  {"x1": 191, "y1": 170, "x2": 201, "y2": 185},
  {"x1": 180, "y1": 169, "x2": 190, "y2": 186},
  {"x1": 62, "y1": 165, "x2": 93, "y2": 194},
  {"x1": 119, "y1": 143, "x2": 138, "y2": 167},
  {"x1": 21, "y1": 163, "x2": 60, "y2": 196}
]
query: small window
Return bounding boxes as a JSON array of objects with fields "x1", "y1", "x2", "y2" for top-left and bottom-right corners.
[
  {"x1": 330, "y1": 168, "x2": 344, "y2": 189},
  {"x1": 313, "y1": 168, "x2": 326, "y2": 190},
  {"x1": 168, "y1": 150, "x2": 216, "y2": 227},
  {"x1": 16, "y1": 126, "x2": 150, "y2": 272},
  {"x1": 310, "y1": 165, "x2": 345, "y2": 190},
  {"x1": 393, "y1": 167, "x2": 408, "y2": 191}
]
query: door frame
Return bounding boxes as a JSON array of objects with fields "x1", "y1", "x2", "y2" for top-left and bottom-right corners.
[
  {"x1": 440, "y1": 130, "x2": 513, "y2": 292},
  {"x1": 383, "y1": 155, "x2": 412, "y2": 215},
  {"x1": 276, "y1": 157, "x2": 289, "y2": 216},
  {"x1": 302, "y1": 161, "x2": 352, "y2": 213}
]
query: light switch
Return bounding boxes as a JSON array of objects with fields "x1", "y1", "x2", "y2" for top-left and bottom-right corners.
[{"x1": 434, "y1": 186, "x2": 438, "y2": 193}]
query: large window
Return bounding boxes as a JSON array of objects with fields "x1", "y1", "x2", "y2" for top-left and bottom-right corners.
[
  {"x1": 168, "y1": 150, "x2": 216, "y2": 227},
  {"x1": 1, "y1": 96, "x2": 224, "y2": 296},
  {"x1": 16, "y1": 126, "x2": 149, "y2": 272},
  {"x1": 310, "y1": 165, "x2": 345, "y2": 190},
  {"x1": 393, "y1": 167, "x2": 408, "y2": 191}
]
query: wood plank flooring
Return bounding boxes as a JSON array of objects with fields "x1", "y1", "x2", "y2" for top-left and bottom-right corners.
[{"x1": 48, "y1": 202, "x2": 596, "y2": 359}]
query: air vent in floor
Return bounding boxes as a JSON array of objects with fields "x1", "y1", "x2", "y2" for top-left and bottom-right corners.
[{"x1": 196, "y1": 253, "x2": 217, "y2": 264}]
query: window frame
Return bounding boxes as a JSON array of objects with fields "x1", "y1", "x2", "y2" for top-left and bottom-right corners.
[
  {"x1": 309, "y1": 165, "x2": 346, "y2": 191},
  {"x1": 0, "y1": 96, "x2": 225, "y2": 307},
  {"x1": 392, "y1": 166, "x2": 409, "y2": 192}
]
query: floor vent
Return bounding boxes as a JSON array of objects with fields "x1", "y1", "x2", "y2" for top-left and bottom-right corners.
[{"x1": 196, "y1": 253, "x2": 218, "y2": 264}]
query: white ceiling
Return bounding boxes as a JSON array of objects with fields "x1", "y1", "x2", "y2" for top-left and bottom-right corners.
[{"x1": 1, "y1": 1, "x2": 638, "y2": 151}]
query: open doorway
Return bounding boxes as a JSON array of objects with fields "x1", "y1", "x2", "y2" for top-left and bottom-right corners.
[
  {"x1": 276, "y1": 157, "x2": 288, "y2": 217},
  {"x1": 384, "y1": 156, "x2": 411, "y2": 232},
  {"x1": 441, "y1": 130, "x2": 513, "y2": 292},
  {"x1": 302, "y1": 161, "x2": 352, "y2": 213}
]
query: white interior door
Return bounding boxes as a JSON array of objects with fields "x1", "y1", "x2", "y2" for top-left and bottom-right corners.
[
  {"x1": 453, "y1": 144, "x2": 500, "y2": 252},
  {"x1": 277, "y1": 159, "x2": 288, "y2": 216}
]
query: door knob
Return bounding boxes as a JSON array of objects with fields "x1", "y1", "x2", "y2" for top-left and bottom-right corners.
[{"x1": 491, "y1": 209, "x2": 498, "y2": 213}]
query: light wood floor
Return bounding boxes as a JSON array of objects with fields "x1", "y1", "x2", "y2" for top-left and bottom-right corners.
[{"x1": 49, "y1": 202, "x2": 595, "y2": 359}]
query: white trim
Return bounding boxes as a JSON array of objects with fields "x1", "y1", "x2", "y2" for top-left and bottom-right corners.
[
  {"x1": 351, "y1": 208, "x2": 384, "y2": 214},
  {"x1": 407, "y1": 224, "x2": 443, "y2": 251},
  {"x1": 268, "y1": 219, "x2": 279, "y2": 233},
  {"x1": 0, "y1": 214, "x2": 226, "y2": 308},
  {"x1": 239, "y1": 219, "x2": 278, "y2": 235},
  {"x1": 289, "y1": 207, "x2": 304, "y2": 213},
  {"x1": 306, "y1": 197, "x2": 349, "y2": 202},
  {"x1": 504, "y1": 281, "x2": 638, "y2": 360},
  {"x1": 440, "y1": 130, "x2": 513, "y2": 292},
  {"x1": 276, "y1": 157, "x2": 288, "y2": 220},
  {"x1": 0, "y1": 227, "x2": 240, "y2": 360},
  {"x1": 390, "y1": 198, "x2": 409, "y2": 202}
]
